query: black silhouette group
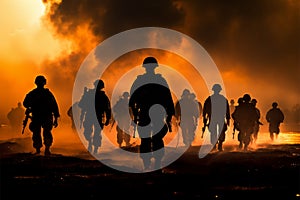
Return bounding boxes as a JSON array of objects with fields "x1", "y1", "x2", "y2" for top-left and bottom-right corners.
[{"x1": 14, "y1": 56, "x2": 285, "y2": 170}]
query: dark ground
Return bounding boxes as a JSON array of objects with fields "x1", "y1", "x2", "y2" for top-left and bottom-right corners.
[{"x1": 0, "y1": 137, "x2": 300, "y2": 200}]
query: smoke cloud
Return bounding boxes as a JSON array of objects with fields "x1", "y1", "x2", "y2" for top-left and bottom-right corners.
[{"x1": 1, "y1": 0, "x2": 299, "y2": 127}]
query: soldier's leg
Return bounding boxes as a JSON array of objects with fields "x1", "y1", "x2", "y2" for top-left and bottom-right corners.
[
  {"x1": 218, "y1": 124, "x2": 226, "y2": 151},
  {"x1": 83, "y1": 120, "x2": 93, "y2": 152},
  {"x1": 140, "y1": 138, "x2": 152, "y2": 170},
  {"x1": 42, "y1": 118, "x2": 54, "y2": 156},
  {"x1": 275, "y1": 125, "x2": 280, "y2": 140},
  {"x1": 186, "y1": 122, "x2": 196, "y2": 147},
  {"x1": 122, "y1": 123, "x2": 131, "y2": 146},
  {"x1": 138, "y1": 125, "x2": 152, "y2": 170},
  {"x1": 29, "y1": 121, "x2": 42, "y2": 154},
  {"x1": 116, "y1": 126, "x2": 123, "y2": 147},
  {"x1": 123, "y1": 130, "x2": 131, "y2": 147},
  {"x1": 269, "y1": 125, "x2": 274, "y2": 141},
  {"x1": 209, "y1": 125, "x2": 218, "y2": 150},
  {"x1": 237, "y1": 131, "x2": 243, "y2": 149},
  {"x1": 93, "y1": 124, "x2": 102, "y2": 154},
  {"x1": 181, "y1": 126, "x2": 189, "y2": 146},
  {"x1": 243, "y1": 128, "x2": 253, "y2": 151},
  {"x1": 253, "y1": 124, "x2": 259, "y2": 143},
  {"x1": 152, "y1": 125, "x2": 168, "y2": 169},
  {"x1": 218, "y1": 137, "x2": 224, "y2": 151}
]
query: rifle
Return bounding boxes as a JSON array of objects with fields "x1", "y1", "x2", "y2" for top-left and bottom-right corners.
[{"x1": 22, "y1": 108, "x2": 31, "y2": 134}]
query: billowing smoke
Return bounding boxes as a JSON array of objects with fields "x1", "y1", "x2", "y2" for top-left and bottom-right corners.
[
  {"x1": 1, "y1": 0, "x2": 298, "y2": 131},
  {"x1": 41, "y1": 0, "x2": 299, "y2": 119}
]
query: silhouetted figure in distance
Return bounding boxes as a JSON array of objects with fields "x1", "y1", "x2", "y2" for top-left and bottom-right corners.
[
  {"x1": 78, "y1": 79, "x2": 111, "y2": 154},
  {"x1": 231, "y1": 97, "x2": 244, "y2": 143},
  {"x1": 67, "y1": 101, "x2": 80, "y2": 132},
  {"x1": 266, "y1": 102, "x2": 284, "y2": 141},
  {"x1": 191, "y1": 92, "x2": 202, "y2": 119},
  {"x1": 251, "y1": 98, "x2": 262, "y2": 144},
  {"x1": 112, "y1": 92, "x2": 132, "y2": 147},
  {"x1": 175, "y1": 89, "x2": 200, "y2": 147},
  {"x1": 231, "y1": 94, "x2": 259, "y2": 151},
  {"x1": 23, "y1": 75, "x2": 60, "y2": 155},
  {"x1": 129, "y1": 56, "x2": 175, "y2": 171},
  {"x1": 202, "y1": 84, "x2": 230, "y2": 151},
  {"x1": 229, "y1": 99, "x2": 235, "y2": 116},
  {"x1": 7, "y1": 102, "x2": 25, "y2": 135}
]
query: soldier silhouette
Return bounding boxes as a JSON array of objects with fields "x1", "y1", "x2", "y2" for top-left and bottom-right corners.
[
  {"x1": 129, "y1": 56, "x2": 175, "y2": 171},
  {"x1": 7, "y1": 102, "x2": 25, "y2": 135},
  {"x1": 229, "y1": 99, "x2": 235, "y2": 115},
  {"x1": 251, "y1": 98, "x2": 262, "y2": 144},
  {"x1": 202, "y1": 84, "x2": 230, "y2": 151},
  {"x1": 266, "y1": 102, "x2": 284, "y2": 141},
  {"x1": 78, "y1": 79, "x2": 111, "y2": 154},
  {"x1": 231, "y1": 94, "x2": 259, "y2": 151},
  {"x1": 231, "y1": 97, "x2": 244, "y2": 143},
  {"x1": 190, "y1": 92, "x2": 202, "y2": 119},
  {"x1": 23, "y1": 75, "x2": 60, "y2": 155},
  {"x1": 175, "y1": 89, "x2": 200, "y2": 147},
  {"x1": 67, "y1": 101, "x2": 80, "y2": 132},
  {"x1": 112, "y1": 92, "x2": 132, "y2": 147}
]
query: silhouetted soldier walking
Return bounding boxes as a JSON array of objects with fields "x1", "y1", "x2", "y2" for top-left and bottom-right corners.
[
  {"x1": 190, "y1": 92, "x2": 202, "y2": 119},
  {"x1": 202, "y1": 84, "x2": 230, "y2": 151},
  {"x1": 67, "y1": 101, "x2": 80, "y2": 132},
  {"x1": 251, "y1": 99, "x2": 262, "y2": 144},
  {"x1": 112, "y1": 92, "x2": 132, "y2": 147},
  {"x1": 231, "y1": 97, "x2": 244, "y2": 143},
  {"x1": 175, "y1": 89, "x2": 200, "y2": 147},
  {"x1": 129, "y1": 57, "x2": 175, "y2": 171},
  {"x1": 23, "y1": 75, "x2": 60, "y2": 155},
  {"x1": 78, "y1": 79, "x2": 111, "y2": 154},
  {"x1": 266, "y1": 102, "x2": 284, "y2": 141},
  {"x1": 232, "y1": 94, "x2": 259, "y2": 151},
  {"x1": 7, "y1": 102, "x2": 25, "y2": 135}
]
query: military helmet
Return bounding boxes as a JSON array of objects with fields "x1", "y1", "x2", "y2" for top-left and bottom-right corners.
[
  {"x1": 238, "y1": 97, "x2": 244, "y2": 104},
  {"x1": 181, "y1": 89, "x2": 190, "y2": 97},
  {"x1": 94, "y1": 79, "x2": 104, "y2": 89},
  {"x1": 243, "y1": 94, "x2": 251, "y2": 102},
  {"x1": 272, "y1": 102, "x2": 278, "y2": 108},
  {"x1": 122, "y1": 92, "x2": 129, "y2": 98},
  {"x1": 190, "y1": 92, "x2": 196, "y2": 99},
  {"x1": 34, "y1": 75, "x2": 46, "y2": 86},
  {"x1": 142, "y1": 56, "x2": 158, "y2": 68},
  {"x1": 251, "y1": 99, "x2": 257, "y2": 104},
  {"x1": 212, "y1": 84, "x2": 222, "y2": 92}
]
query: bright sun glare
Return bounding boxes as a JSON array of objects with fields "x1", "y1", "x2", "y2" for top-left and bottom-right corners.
[{"x1": 25, "y1": 0, "x2": 45, "y2": 25}]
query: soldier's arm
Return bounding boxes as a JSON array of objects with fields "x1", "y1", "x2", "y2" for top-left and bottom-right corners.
[{"x1": 104, "y1": 96, "x2": 112, "y2": 126}]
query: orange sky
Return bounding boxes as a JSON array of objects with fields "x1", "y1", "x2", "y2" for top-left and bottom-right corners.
[{"x1": 0, "y1": 0, "x2": 299, "y2": 127}]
